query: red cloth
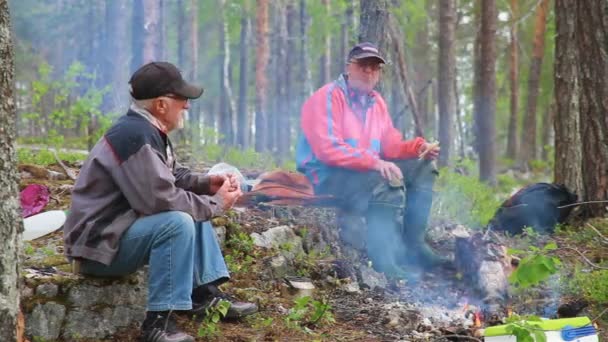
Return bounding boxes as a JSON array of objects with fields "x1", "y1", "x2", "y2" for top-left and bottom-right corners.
[{"x1": 20, "y1": 184, "x2": 50, "y2": 218}]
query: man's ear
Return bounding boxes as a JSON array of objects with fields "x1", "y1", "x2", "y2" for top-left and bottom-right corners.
[{"x1": 155, "y1": 98, "x2": 168, "y2": 113}]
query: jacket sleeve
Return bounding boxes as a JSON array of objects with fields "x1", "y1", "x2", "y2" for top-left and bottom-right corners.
[
  {"x1": 173, "y1": 161, "x2": 211, "y2": 195},
  {"x1": 301, "y1": 85, "x2": 379, "y2": 171},
  {"x1": 377, "y1": 97, "x2": 426, "y2": 160},
  {"x1": 110, "y1": 144, "x2": 223, "y2": 221}
]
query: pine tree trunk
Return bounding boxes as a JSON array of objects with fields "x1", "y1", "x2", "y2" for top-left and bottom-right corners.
[
  {"x1": 506, "y1": 0, "x2": 519, "y2": 160},
  {"x1": 359, "y1": 0, "x2": 390, "y2": 51},
  {"x1": 477, "y1": 0, "x2": 497, "y2": 184},
  {"x1": 237, "y1": 4, "x2": 251, "y2": 148},
  {"x1": 437, "y1": 0, "x2": 456, "y2": 167},
  {"x1": 575, "y1": 1, "x2": 608, "y2": 218},
  {"x1": 318, "y1": 0, "x2": 332, "y2": 87},
  {"x1": 278, "y1": 1, "x2": 294, "y2": 160},
  {"x1": 255, "y1": 0, "x2": 270, "y2": 151},
  {"x1": 554, "y1": 0, "x2": 583, "y2": 198},
  {"x1": 131, "y1": 0, "x2": 145, "y2": 73},
  {"x1": 520, "y1": 0, "x2": 549, "y2": 167},
  {"x1": 104, "y1": 0, "x2": 129, "y2": 111},
  {"x1": 414, "y1": 1, "x2": 432, "y2": 135},
  {"x1": 189, "y1": 0, "x2": 200, "y2": 144},
  {"x1": 0, "y1": 1, "x2": 22, "y2": 339},
  {"x1": 541, "y1": 103, "x2": 554, "y2": 161},
  {"x1": 143, "y1": 0, "x2": 160, "y2": 63},
  {"x1": 219, "y1": 0, "x2": 236, "y2": 146},
  {"x1": 300, "y1": 0, "x2": 313, "y2": 96},
  {"x1": 177, "y1": 0, "x2": 186, "y2": 68}
]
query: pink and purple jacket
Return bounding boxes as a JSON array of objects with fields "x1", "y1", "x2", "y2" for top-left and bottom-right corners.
[{"x1": 296, "y1": 75, "x2": 425, "y2": 187}]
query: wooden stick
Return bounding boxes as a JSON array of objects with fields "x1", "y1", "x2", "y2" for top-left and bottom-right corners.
[
  {"x1": 562, "y1": 247, "x2": 608, "y2": 270},
  {"x1": 52, "y1": 150, "x2": 76, "y2": 181},
  {"x1": 586, "y1": 223, "x2": 608, "y2": 245}
]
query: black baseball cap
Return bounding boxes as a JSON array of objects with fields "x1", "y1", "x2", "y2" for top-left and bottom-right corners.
[
  {"x1": 129, "y1": 62, "x2": 204, "y2": 100},
  {"x1": 347, "y1": 42, "x2": 386, "y2": 64}
]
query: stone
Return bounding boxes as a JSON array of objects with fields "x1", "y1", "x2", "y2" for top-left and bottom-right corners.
[
  {"x1": 63, "y1": 309, "x2": 114, "y2": 339},
  {"x1": 268, "y1": 255, "x2": 291, "y2": 279},
  {"x1": 26, "y1": 302, "x2": 66, "y2": 341},
  {"x1": 358, "y1": 265, "x2": 387, "y2": 290},
  {"x1": 300, "y1": 227, "x2": 330, "y2": 256},
  {"x1": 340, "y1": 280, "x2": 361, "y2": 294},
  {"x1": 36, "y1": 283, "x2": 59, "y2": 298},
  {"x1": 251, "y1": 226, "x2": 304, "y2": 260},
  {"x1": 213, "y1": 225, "x2": 227, "y2": 247}
]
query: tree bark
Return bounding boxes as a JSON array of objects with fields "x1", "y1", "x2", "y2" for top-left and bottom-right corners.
[
  {"x1": 300, "y1": 0, "x2": 313, "y2": 96},
  {"x1": 104, "y1": 0, "x2": 129, "y2": 111},
  {"x1": 359, "y1": 0, "x2": 390, "y2": 52},
  {"x1": 506, "y1": 0, "x2": 519, "y2": 160},
  {"x1": 131, "y1": 0, "x2": 145, "y2": 73},
  {"x1": 177, "y1": 0, "x2": 187, "y2": 68},
  {"x1": 477, "y1": 0, "x2": 497, "y2": 184},
  {"x1": 237, "y1": 3, "x2": 251, "y2": 148},
  {"x1": 279, "y1": 1, "x2": 296, "y2": 160},
  {"x1": 0, "y1": 1, "x2": 22, "y2": 339},
  {"x1": 554, "y1": 0, "x2": 583, "y2": 199},
  {"x1": 520, "y1": 0, "x2": 549, "y2": 167},
  {"x1": 255, "y1": 0, "x2": 270, "y2": 151},
  {"x1": 541, "y1": 103, "x2": 554, "y2": 161},
  {"x1": 143, "y1": 0, "x2": 160, "y2": 63},
  {"x1": 437, "y1": 0, "x2": 456, "y2": 167},
  {"x1": 189, "y1": 0, "x2": 200, "y2": 144},
  {"x1": 575, "y1": 1, "x2": 608, "y2": 218},
  {"x1": 318, "y1": 0, "x2": 332, "y2": 87},
  {"x1": 219, "y1": 0, "x2": 236, "y2": 145}
]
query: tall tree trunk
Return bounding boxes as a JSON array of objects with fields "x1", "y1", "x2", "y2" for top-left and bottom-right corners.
[
  {"x1": 278, "y1": 1, "x2": 295, "y2": 160},
  {"x1": 131, "y1": 0, "x2": 145, "y2": 73},
  {"x1": 318, "y1": 0, "x2": 331, "y2": 87},
  {"x1": 0, "y1": 1, "x2": 21, "y2": 339},
  {"x1": 554, "y1": 0, "x2": 583, "y2": 198},
  {"x1": 454, "y1": 77, "x2": 465, "y2": 158},
  {"x1": 576, "y1": 1, "x2": 608, "y2": 218},
  {"x1": 104, "y1": 0, "x2": 129, "y2": 111},
  {"x1": 541, "y1": 103, "x2": 554, "y2": 161},
  {"x1": 414, "y1": 0, "x2": 432, "y2": 135},
  {"x1": 519, "y1": 0, "x2": 549, "y2": 168},
  {"x1": 219, "y1": 0, "x2": 236, "y2": 145},
  {"x1": 177, "y1": 0, "x2": 186, "y2": 68},
  {"x1": 255, "y1": 0, "x2": 270, "y2": 151},
  {"x1": 437, "y1": 0, "x2": 456, "y2": 167},
  {"x1": 359, "y1": 0, "x2": 390, "y2": 51},
  {"x1": 189, "y1": 0, "x2": 200, "y2": 144},
  {"x1": 143, "y1": 0, "x2": 160, "y2": 63},
  {"x1": 158, "y1": 0, "x2": 166, "y2": 60},
  {"x1": 300, "y1": 0, "x2": 313, "y2": 96},
  {"x1": 237, "y1": 4, "x2": 251, "y2": 148},
  {"x1": 340, "y1": 1, "x2": 355, "y2": 66},
  {"x1": 476, "y1": 0, "x2": 497, "y2": 184},
  {"x1": 506, "y1": 0, "x2": 519, "y2": 160}
]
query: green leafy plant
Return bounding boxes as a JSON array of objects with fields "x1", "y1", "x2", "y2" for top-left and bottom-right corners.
[
  {"x1": 197, "y1": 300, "x2": 231, "y2": 338},
  {"x1": 568, "y1": 269, "x2": 608, "y2": 304},
  {"x1": 284, "y1": 296, "x2": 335, "y2": 330},
  {"x1": 508, "y1": 242, "x2": 561, "y2": 288},
  {"x1": 504, "y1": 314, "x2": 547, "y2": 342}
]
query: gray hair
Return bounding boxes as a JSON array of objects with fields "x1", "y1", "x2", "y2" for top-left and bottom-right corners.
[{"x1": 131, "y1": 97, "x2": 155, "y2": 111}]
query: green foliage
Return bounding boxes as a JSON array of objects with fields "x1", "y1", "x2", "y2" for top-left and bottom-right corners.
[
  {"x1": 284, "y1": 296, "x2": 335, "y2": 330},
  {"x1": 508, "y1": 242, "x2": 561, "y2": 288},
  {"x1": 24, "y1": 242, "x2": 35, "y2": 256},
  {"x1": 197, "y1": 300, "x2": 231, "y2": 338},
  {"x1": 567, "y1": 269, "x2": 608, "y2": 304},
  {"x1": 225, "y1": 228, "x2": 257, "y2": 274},
  {"x1": 17, "y1": 148, "x2": 87, "y2": 166},
  {"x1": 432, "y1": 165, "x2": 502, "y2": 228},
  {"x1": 504, "y1": 315, "x2": 547, "y2": 342}
]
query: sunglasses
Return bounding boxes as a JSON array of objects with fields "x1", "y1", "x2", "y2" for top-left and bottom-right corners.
[{"x1": 162, "y1": 94, "x2": 190, "y2": 103}]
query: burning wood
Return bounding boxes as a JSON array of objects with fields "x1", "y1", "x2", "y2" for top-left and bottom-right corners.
[{"x1": 454, "y1": 226, "x2": 513, "y2": 323}]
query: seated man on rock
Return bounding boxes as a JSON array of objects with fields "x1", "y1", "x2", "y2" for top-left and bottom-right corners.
[
  {"x1": 64, "y1": 62, "x2": 257, "y2": 342},
  {"x1": 295, "y1": 42, "x2": 450, "y2": 279}
]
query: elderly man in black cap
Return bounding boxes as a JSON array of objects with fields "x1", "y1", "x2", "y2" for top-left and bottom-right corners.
[
  {"x1": 64, "y1": 62, "x2": 257, "y2": 342},
  {"x1": 295, "y1": 43, "x2": 448, "y2": 280}
]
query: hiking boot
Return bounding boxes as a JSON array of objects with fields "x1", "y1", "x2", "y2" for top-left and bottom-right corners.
[
  {"x1": 191, "y1": 284, "x2": 258, "y2": 319},
  {"x1": 141, "y1": 311, "x2": 194, "y2": 342}
]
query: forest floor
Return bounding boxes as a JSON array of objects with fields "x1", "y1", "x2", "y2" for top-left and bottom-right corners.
[{"x1": 19, "y1": 157, "x2": 608, "y2": 342}]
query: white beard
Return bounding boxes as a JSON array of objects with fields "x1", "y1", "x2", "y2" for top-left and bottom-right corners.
[{"x1": 177, "y1": 110, "x2": 188, "y2": 130}]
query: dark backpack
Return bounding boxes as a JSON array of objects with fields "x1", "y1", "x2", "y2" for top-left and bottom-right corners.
[{"x1": 488, "y1": 183, "x2": 578, "y2": 235}]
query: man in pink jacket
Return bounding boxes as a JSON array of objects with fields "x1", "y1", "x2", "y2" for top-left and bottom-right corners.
[{"x1": 296, "y1": 42, "x2": 448, "y2": 278}]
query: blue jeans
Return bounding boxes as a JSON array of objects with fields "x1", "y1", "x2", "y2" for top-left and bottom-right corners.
[{"x1": 79, "y1": 211, "x2": 230, "y2": 311}]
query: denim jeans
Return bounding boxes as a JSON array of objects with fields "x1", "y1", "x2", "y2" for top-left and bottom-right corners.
[{"x1": 79, "y1": 211, "x2": 230, "y2": 311}]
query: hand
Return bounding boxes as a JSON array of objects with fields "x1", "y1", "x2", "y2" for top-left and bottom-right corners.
[
  {"x1": 214, "y1": 177, "x2": 243, "y2": 211},
  {"x1": 418, "y1": 141, "x2": 440, "y2": 160},
  {"x1": 225, "y1": 173, "x2": 240, "y2": 192},
  {"x1": 373, "y1": 160, "x2": 403, "y2": 181},
  {"x1": 209, "y1": 175, "x2": 227, "y2": 195}
]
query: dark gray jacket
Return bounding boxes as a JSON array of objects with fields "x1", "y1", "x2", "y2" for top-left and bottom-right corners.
[{"x1": 64, "y1": 110, "x2": 223, "y2": 265}]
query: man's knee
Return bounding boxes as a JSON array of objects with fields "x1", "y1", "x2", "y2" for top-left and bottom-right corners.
[
  {"x1": 395, "y1": 159, "x2": 438, "y2": 188},
  {"x1": 160, "y1": 211, "x2": 196, "y2": 239}
]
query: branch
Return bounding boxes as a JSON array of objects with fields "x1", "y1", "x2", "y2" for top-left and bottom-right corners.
[
  {"x1": 562, "y1": 247, "x2": 608, "y2": 270},
  {"x1": 592, "y1": 307, "x2": 608, "y2": 324},
  {"x1": 52, "y1": 150, "x2": 77, "y2": 181},
  {"x1": 558, "y1": 200, "x2": 608, "y2": 209},
  {"x1": 586, "y1": 223, "x2": 608, "y2": 245}
]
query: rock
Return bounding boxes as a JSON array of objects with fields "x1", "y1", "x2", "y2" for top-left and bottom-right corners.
[
  {"x1": 251, "y1": 226, "x2": 304, "y2": 260},
  {"x1": 36, "y1": 283, "x2": 59, "y2": 298},
  {"x1": 21, "y1": 286, "x2": 34, "y2": 299},
  {"x1": 213, "y1": 226, "x2": 226, "y2": 247},
  {"x1": 358, "y1": 265, "x2": 387, "y2": 290},
  {"x1": 340, "y1": 281, "x2": 361, "y2": 294},
  {"x1": 63, "y1": 309, "x2": 114, "y2": 339},
  {"x1": 268, "y1": 255, "x2": 291, "y2": 279},
  {"x1": 300, "y1": 227, "x2": 330, "y2": 256},
  {"x1": 26, "y1": 302, "x2": 66, "y2": 341}
]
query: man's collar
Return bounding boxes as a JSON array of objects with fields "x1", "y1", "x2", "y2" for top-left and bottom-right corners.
[{"x1": 129, "y1": 103, "x2": 169, "y2": 134}]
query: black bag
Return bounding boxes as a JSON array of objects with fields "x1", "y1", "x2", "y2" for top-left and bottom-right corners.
[{"x1": 488, "y1": 183, "x2": 577, "y2": 234}]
